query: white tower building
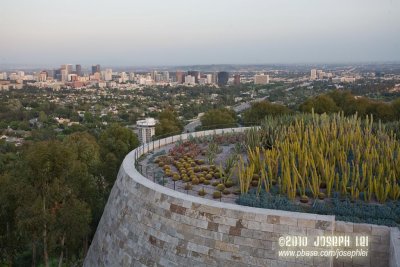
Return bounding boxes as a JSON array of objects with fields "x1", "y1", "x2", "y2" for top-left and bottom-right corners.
[{"x1": 136, "y1": 118, "x2": 156, "y2": 144}]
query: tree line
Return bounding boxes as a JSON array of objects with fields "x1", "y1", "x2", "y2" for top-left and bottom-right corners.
[
  {"x1": 0, "y1": 124, "x2": 139, "y2": 267},
  {"x1": 198, "y1": 90, "x2": 400, "y2": 129}
]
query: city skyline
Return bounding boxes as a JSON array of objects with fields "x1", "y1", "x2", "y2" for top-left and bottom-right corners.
[{"x1": 1, "y1": 0, "x2": 399, "y2": 66}]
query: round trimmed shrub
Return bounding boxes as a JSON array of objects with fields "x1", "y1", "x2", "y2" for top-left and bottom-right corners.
[
  {"x1": 184, "y1": 183, "x2": 192, "y2": 190},
  {"x1": 198, "y1": 189, "x2": 207, "y2": 196},
  {"x1": 213, "y1": 191, "x2": 222, "y2": 199},
  {"x1": 225, "y1": 180, "x2": 234, "y2": 188},
  {"x1": 216, "y1": 184, "x2": 225, "y2": 191},
  {"x1": 300, "y1": 195, "x2": 309, "y2": 203},
  {"x1": 222, "y1": 189, "x2": 230, "y2": 195}
]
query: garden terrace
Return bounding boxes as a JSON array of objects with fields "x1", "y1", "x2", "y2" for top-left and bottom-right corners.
[
  {"x1": 85, "y1": 124, "x2": 400, "y2": 267},
  {"x1": 138, "y1": 113, "x2": 400, "y2": 227}
]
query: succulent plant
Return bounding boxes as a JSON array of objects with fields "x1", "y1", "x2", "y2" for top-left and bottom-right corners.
[
  {"x1": 198, "y1": 188, "x2": 207, "y2": 196},
  {"x1": 184, "y1": 183, "x2": 192, "y2": 190},
  {"x1": 225, "y1": 180, "x2": 234, "y2": 188},
  {"x1": 216, "y1": 184, "x2": 225, "y2": 191},
  {"x1": 213, "y1": 191, "x2": 222, "y2": 199},
  {"x1": 300, "y1": 195, "x2": 309, "y2": 203}
]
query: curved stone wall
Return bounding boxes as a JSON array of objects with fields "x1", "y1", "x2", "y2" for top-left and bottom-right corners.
[{"x1": 85, "y1": 128, "x2": 396, "y2": 267}]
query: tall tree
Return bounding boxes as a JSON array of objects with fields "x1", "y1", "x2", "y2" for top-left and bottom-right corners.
[{"x1": 155, "y1": 108, "x2": 183, "y2": 137}]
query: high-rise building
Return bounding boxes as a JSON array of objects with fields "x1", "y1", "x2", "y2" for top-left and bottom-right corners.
[
  {"x1": 61, "y1": 69, "x2": 68, "y2": 82},
  {"x1": 104, "y1": 69, "x2": 113, "y2": 81},
  {"x1": 75, "y1": 64, "x2": 82, "y2": 76},
  {"x1": 0, "y1": 72, "x2": 7, "y2": 80},
  {"x1": 254, "y1": 74, "x2": 269, "y2": 85},
  {"x1": 212, "y1": 72, "x2": 218, "y2": 84},
  {"x1": 129, "y1": 72, "x2": 135, "y2": 81},
  {"x1": 120, "y1": 72, "x2": 128, "y2": 83},
  {"x1": 217, "y1": 72, "x2": 229, "y2": 86},
  {"x1": 188, "y1": 71, "x2": 200, "y2": 83},
  {"x1": 234, "y1": 74, "x2": 241, "y2": 85},
  {"x1": 206, "y1": 74, "x2": 212, "y2": 84},
  {"x1": 136, "y1": 118, "x2": 156, "y2": 144},
  {"x1": 184, "y1": 75, "x2": 196, "y2": 85},
  {"x1": 61, "y1": 64, "x2": 73, "y2": 75},
  {"x1": 162, "y1": 71, "x2": 170, "y2": 82},
  {"x1": 310, "y1": 69, "x2": 317, "y2": 80},
  {"x1": 54, "y1": 69, "x2": 61, "y2": 80},
  {"x1": 92, "y1": 64, "x2": 101, "y2": 75},
  {"x1": 151, "y1": 70, "x2": 158, "y2": 81},
  {"x1": 38, "y1": 71, "x2": 47, "y2": 82},
  {"x1": 176, "y1": 71, "x2": 185, "y2": 84}
]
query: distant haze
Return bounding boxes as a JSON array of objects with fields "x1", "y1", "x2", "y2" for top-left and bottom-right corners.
[{"x1": 1, "y1": 0, "x2": 399, "y2": 66}]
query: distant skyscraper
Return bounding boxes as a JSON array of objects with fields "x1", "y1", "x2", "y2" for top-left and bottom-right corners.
[
  {"x1": 61, "y1": 64, "x2": 73, "y2": 75},
  {"x1": 162, "y1": 71, "x2": 169, "y2": 82},
  {"x1": 234, "y1": 74, "x2": 241, "y2": 85},
  {"x1": 206, "y1": 74, "x2": 212, "y2": 84},
  {"x1": 151, "y1": 70, "x2": 158, "y2": 81},
  {"x1": 92, "y1": 64, "x2": 101, "y2": 75},
  {"x1": 54, "y1": 69, "x2": 61, "y2": 80},
  {"x1": 188, "y1": 71, "x2": 200, "y2": 83},
  {"x1": 184, "y1": 75, "x2": 196, "y2": 85},
  {"x1": 254, "y1": 74, "x2": 269, "y2": 85},
  {"x1": 104, "y1": 69, "x2": 113, "y2": 81},
  {"x1": 310, "y1": 69, "x2": 317, "y2": 80},
  {"x1": 61, "y1": 69, "x2": 68, "y2": 82},
  {"x1": 176, "y1": 71, "x2": 185, "y2": 84},
  {"x1": 38, "y1": 71, "x2": 47, "y2": 82},
  {"x1": 212, "y1": 72, "x2": 218, "y2": 84},
  {"x1": 76, "y1": 64, "x2": 82, "y2": 76},
  {"x1": 217, "y1": 72, "x2": 229, "y2": 86}
]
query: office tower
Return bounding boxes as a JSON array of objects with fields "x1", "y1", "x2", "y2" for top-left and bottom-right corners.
[
  {"x1": 176, "y1": 71, "x2": 185, "y2": 84},
  {"x1": 120, "y1": 72, "x2": 128, "y2": 83},
  {"x1": 184, "y1": 75, "x2": 195, "y2": 85},
  {"x1": 61, "y1": 64, "x2": 73, "y2": 74},
  {"x1": 92, "y1": 64, "x2": 101, "y2": 75},
  {"x1": 61, "y1": 69, "x2": 68, "y2": 82},
  {"x1": 54, "y1": 69, "x2": 61, "y2": 80},
  {"x1": 136, "y1": 118, "x2": 156, "y2": 144},
  {"x1": 151, "y1": 70, "x2": 158, "y2": 81},
  {"x1": 254, "y1": 74, "x2": 269, "y2": 85},
  {"x1": 310, "y1": 69, "x2": 317, "y2": 80},
  {"x1": 66, "y1": 64, "x2": 73, "y2": 74},
  {"x1": 17, "y1": 71, "x2": 25, "y2": 79},
  {"x1": 188, "y1": 71, "x2": 200, "y2": 83},
  {"x1": 104, "y1": 69, "x2": 113, "y2": 81},
  {"x1": 234, "y1": 74, "x2": 241, "y2": 85},
  {"x1": 217, "y1": 72, "x2": 229, "y2": 86},
  {"x1": 155, "y1": 73, "x2": 162, "y2": 82},
  {"x1": 76, "y1": 64, "x2": 82, "y2": 76},
  {"x1": 212, "y1": 72, "x2": 218, "y2": 84},
  {"x1": 206, "y1": 74, "x2": 212, "y2": 84},
  {"x1": 163, "y1": 71, "x2": 169, "y2": 82},
  {"x1": 129, "y1": 72, "x2": 135, "y2": 81},
  {"x1": 38, "y1": 71, "x2": 47, "y2": 82}
]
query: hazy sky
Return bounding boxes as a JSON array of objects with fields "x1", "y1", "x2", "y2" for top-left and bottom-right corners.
[{"x1": 1, "y1": 0, "x2": 399, "y2": 66}]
